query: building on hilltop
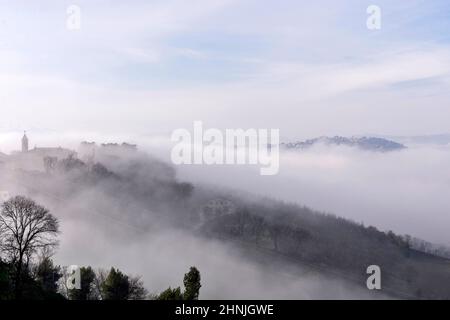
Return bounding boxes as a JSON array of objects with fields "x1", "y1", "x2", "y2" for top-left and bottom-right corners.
[
  {"x1": 100, "y1": 142, "x2": 137, "y2": 151},
  {"x1": 6, "y1": 132, "x2": 77, "y2": 172},
  {"x1": 22, "y1": 131, "x2": 29, "y2": 152},
  {"x1": 20, "y1": 132, "x2": 76, "y2": 159},
  {"x1": 27, "y1": 146, "x2": 75, "y2": 159},
  {"x1": 78, "y1": 141, "x2": 138, "y2": 165}
]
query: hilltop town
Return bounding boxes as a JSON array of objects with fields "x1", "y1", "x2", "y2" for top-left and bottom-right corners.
[{"x1": 0, "y1": 132, "x2": 137, "y2": 172}]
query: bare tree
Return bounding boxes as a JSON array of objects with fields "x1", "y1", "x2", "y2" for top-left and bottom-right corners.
[{"x1": 0, "y1": 196, "x2": 59, "y2": 299}]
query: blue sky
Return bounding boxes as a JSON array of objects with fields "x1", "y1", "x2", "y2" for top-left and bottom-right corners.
[{"x1": 0, "y1": 0, "x2": 449, "y2": 138}]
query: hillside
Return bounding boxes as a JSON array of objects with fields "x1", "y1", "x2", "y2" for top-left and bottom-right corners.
[{"x1": 1, "y1": 148, "x2": 449, "y2": 299}]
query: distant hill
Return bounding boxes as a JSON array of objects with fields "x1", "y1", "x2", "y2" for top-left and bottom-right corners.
[{"x1": 281, "y1": 136, "x2": 406, "y2": 152}]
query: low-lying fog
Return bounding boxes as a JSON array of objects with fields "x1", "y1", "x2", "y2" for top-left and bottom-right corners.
[
  {"x1": 57, "y1": 217, "x2": 384, "y2": 299},
  {"x1": 1, "y1": 131, "x2": 448, "y2": 299},
  {"x1": 175, "y1": 144, "x2": 450, "y2": 246}
]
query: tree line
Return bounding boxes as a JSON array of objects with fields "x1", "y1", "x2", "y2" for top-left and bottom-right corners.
[
  {"x1": 0, "y1": 196, "x2": 201, "y2": 300},
  {"x1": 200, "y1": 200, "x2": 450, "y2": 299}
]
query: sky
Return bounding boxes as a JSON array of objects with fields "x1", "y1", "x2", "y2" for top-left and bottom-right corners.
[{"x1": 0, "y1": 0, "x2": 449, "y2": 140}]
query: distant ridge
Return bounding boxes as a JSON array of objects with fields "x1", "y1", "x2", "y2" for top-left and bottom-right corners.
[{"x1": 281, "y1": 136, "x2": 406, "y2": 152}]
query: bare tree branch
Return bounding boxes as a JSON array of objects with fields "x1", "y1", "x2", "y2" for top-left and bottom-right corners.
[{"x1": 0, "y1": 196, "x2": 59, "y2": 299}]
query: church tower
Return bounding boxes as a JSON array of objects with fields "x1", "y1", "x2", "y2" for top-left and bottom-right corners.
[{"x1": 22, "y1": 131, "x2": 29, "y2": 153}]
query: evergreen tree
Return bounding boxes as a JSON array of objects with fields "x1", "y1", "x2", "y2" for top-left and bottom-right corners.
[
  {"x1": 101, "y1": 267, "x2": 130, "y2": 300},
  {"x1": 183, "y1": 266, "x2": 201, "y2": 300},
  {"x1": 68, "y1": 266, "x2": 96, "y2": 300},
  {"x1": 35, "y1": 257, "x2": 61, "y2": 294},
  {"x1": 0, "y1": 260, "x2": 13, "y2": 300},
  {"x1": 157, "y1": 287, "x2": 183, "y2": 300}
]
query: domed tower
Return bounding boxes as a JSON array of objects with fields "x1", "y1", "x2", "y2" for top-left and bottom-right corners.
[{"x1": 22, "y1": 131, "x2": 29, "y2": 153}]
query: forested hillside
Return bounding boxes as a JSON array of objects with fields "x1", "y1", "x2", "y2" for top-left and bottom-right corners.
[{"x1": 1, "y1": 148, "x2": 449, "y2": 299}]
